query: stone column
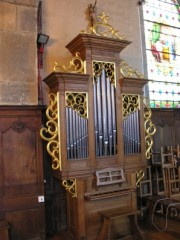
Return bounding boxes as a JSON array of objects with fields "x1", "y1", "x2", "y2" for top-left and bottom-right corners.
[{"x1": 0, "y1": 0, "x2": 38, "y2": 105}]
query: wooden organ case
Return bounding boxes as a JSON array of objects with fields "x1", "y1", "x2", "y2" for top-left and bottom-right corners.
[{"x1": 41, "y1": 23, "x2": 153, "y2": 240}]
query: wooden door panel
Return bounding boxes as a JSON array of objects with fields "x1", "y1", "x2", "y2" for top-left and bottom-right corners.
[
  {"x1": 0, "y1": 106, "x2": 45, "y2": 239},
  {"x1": 3, "y1": 196, "x2": 41, "y2": 212},
  {"x1": 2, "y1": 128, "x2": 38, "y2": 197},
  {"x1": 6, "y1": 208, "x2": 45, "y2": 240}
]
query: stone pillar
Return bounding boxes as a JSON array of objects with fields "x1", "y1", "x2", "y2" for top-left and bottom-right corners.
[{"x1": 0, "y1": 0, "x2": 38, "y2": 105}]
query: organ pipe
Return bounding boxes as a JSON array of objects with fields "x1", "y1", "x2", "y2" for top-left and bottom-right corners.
[
  {"x1": 122, "y1": 94, "x2": 141, "y2": 155},
  {"x1": 66, "y1": 92, "x2": 88, "y2": 159},
  {"x1": 93, "y1": 61, "x2": 117, "y2": 157}
]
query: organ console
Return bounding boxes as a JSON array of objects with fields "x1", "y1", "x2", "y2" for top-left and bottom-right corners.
[{"x1": 40, "y1": 9, "x2": 156, "y2": 240}]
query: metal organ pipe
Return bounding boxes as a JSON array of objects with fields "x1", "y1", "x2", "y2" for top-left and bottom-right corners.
[
  {"x1": 93, "y1": 62, "x2": 117, "y2": 157},
  {"x1": 84, "y1": 118, "x2": 88, "y2": 158},
  {"x1": 101, "y1": 69, "x2": 109, "y2": 156},
  {"x1": 66, "y1": 107, "x2": 70, "y2": 159},
  {"x1": 75, "y1": 111, "x2": 80, "y2": 158},
  {"x1": 97, "y1": 75, "x2": 103, "y2": 156},
  {"x1": 72, "y1": 110, "x2": 77, "y2": 159},
  {"x1": 93, "y1": 81, "x2": 99, "y2": 156},
  {"x1": 123, "y1": 110, "x2": 140, "y2": 155},
  {"x1": 78, "y1": 113, "x2": 83, "y2": 158},
  {"x1": 69, "y1": 107, "x2": 74, "y2": 158},
  {"x1": 111, "y1": 84, "x2": 116, "y2": 155},
  {"x1": 65, "y1": 93, "x2": 88, "y2": 160},
  {"x1": 107, "y1": 77, "x2": 113, "y2": 156}
]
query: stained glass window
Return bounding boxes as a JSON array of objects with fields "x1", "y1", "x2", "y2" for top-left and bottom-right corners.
[{"x1": 142, "y1": 0, "x2": 180, "y2": 108}]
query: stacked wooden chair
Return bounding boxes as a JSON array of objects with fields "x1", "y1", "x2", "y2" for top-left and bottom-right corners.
[
  {"x1": 160, "y1": 145, "x2": 180, "y2": 199},
  {"x1": 147, "y1": 146, "x2": 180, "y2": 223}
]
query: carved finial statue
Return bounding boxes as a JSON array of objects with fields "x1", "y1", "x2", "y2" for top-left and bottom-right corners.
[{"x1": 88, "y1": 0, "x2": 97, "y2": 27}]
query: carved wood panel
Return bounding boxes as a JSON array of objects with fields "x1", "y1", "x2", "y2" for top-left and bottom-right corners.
[{"x1": 0, "y1": 106, "x2": 45, "y2": 240}]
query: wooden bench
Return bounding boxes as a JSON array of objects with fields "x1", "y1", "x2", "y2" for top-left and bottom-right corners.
[
  {"x1": 97, "y1": 206, "x2": 144, "y2": 240},
  {"x1": 94, "y1": 168, "x2": 144, "y2": 239}
]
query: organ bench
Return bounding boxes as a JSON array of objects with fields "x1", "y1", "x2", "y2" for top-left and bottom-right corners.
[
  {"x1": 86, "y1": 168, "x2": 144, "y2": 240},
  {"x1": 98, "y1": 207, "x2": 143, "y2": 240}
]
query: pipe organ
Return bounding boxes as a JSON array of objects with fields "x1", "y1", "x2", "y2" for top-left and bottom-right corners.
[{"x1": 41, "y1": 21, "x2": 154, "y2": 239}]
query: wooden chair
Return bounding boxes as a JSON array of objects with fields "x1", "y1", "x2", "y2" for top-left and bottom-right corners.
[
  {"x1": 160, "y1": 147, "x2": 180, "y2": 198},
  {"x1": 166, "y1": 144, "x2": 180, "y2": 166},
  {"x1": 151, "y1": 151, "x2": 161, "y2": 165}
]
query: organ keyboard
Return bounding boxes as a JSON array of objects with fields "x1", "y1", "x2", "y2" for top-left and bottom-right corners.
[{"x1": 85, "y1": 188, "x2": 134, "y2": 201}]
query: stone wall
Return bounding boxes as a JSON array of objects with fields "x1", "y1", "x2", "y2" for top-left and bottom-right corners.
[
  {"x1": 0, "y1": 0, "x2": 38, "y2": 105},
  {"x1": 0, "y1": 0, "x2": 145, "y2": 105}
]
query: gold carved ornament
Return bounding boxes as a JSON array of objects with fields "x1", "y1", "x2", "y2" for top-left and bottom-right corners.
[
  {"x1": 136, "y1": 170, "x2": 145, "y2": 187},
  {"x1": 40, "y1": 93, "x2": 78, "y2": 198},
  {"x1": 40, "y1": 92, "x2": 61, "y2": 170},
  {"x1": 66, "y1": 92, "x2": 88, "y2": 119},
  {"x1": 53, "y1": 52, "x2": 84, "y2": 74},
  {"x1": 122, "y1": 94, "x2": 140, "y2": 119},
  {"x1": 120, "y1": 60, "x2": 144, "y2": 79},
  {"x1": 82, "y1": 10, "x2": 126, "y2": 40},
  {"x1": 144, "y1": 100, "x2": 156, "y2": 160},
  {"x1": 93, "y1": 61, "x2": 115, "y2": 85},
  {"x1": 62, "y1": 179, "x2": 77, "y2": 198}
]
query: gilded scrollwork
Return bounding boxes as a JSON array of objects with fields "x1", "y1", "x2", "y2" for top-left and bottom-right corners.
[
  {"x1": 66, "y1": 92, "x2": 88, "y2": 119},
  {"x1": 40, "y1": 93, "x2": 61, "y2": 170},
  {"x1": 82, "y1": 11, "x2": 126, "y2": 40},
  {"x1": 122, "y1": 94, "x2": 140, "y2": 119},
  {"x1": 144, "y1": 100, "x2": 156, "y2": 160},
  {"x1": 136, "y1": 170, "x2": 145, "y2": 187},
  {"x1": 120, "y1": 60, "x2": 144, "y2": 79},
  {"x1": 46, "y1": 140, "x2": 60, "y2": 170},
  {"x1": 62, "y1": 179, "x2": 77, "y2": 198},
  {"x1": 93, "y1": 61, "x2": 115, "y2": 84},
  {"x1": 53, "y1": 52, "x2": 84, "y2": 73}
]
